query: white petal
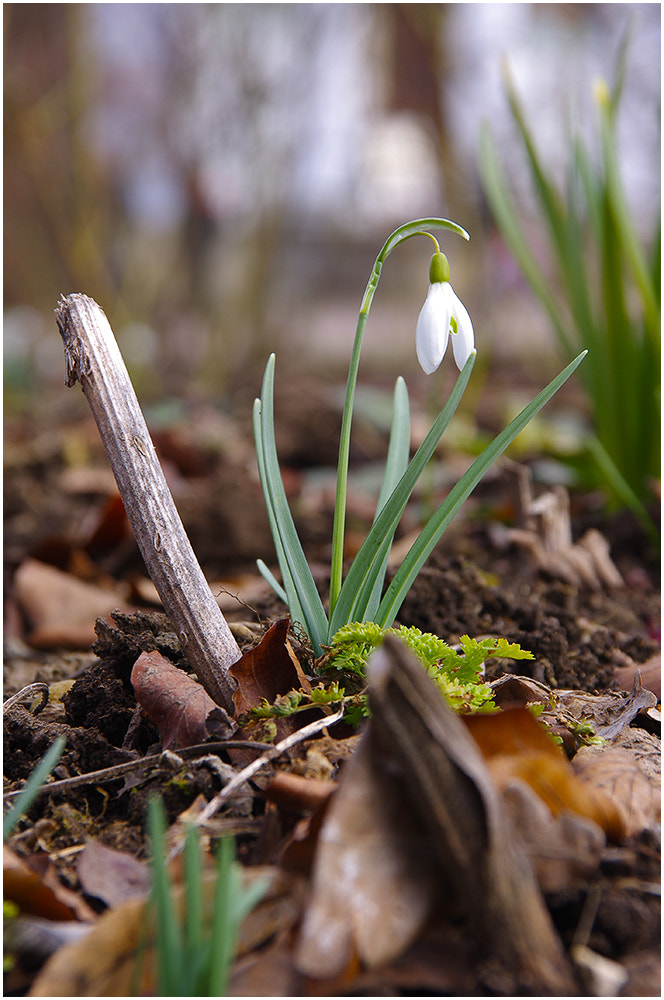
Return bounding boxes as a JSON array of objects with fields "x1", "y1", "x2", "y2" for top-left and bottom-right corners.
[
  {"x1": 449, "y1": 288, "x2": 475, "y2": 370},
  {"x1": 416, "y1": 283, "x2": 451, "y2": 374}
]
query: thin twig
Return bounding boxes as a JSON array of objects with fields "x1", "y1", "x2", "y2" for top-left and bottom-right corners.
[
  {"x1": 55, "y1": 294, "x2": 241, "y2": 713},
  {"x1": 196, "y1": 708, "x2": 345, "y2": 823},
  {"x1": 3, "y1": 684, "x2": 49, "y2": 714},
  {"x1": 2, "y1": 741, "x2": 273, "y2": 801}
]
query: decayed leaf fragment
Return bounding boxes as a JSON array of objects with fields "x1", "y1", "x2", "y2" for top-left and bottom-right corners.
[
  {"x1": 296, "y1": 636, "x2": 575, "y2": 995},
  {"x1": 572, "y1": 746, "x2": 661, "y2": 838},
  {"x1": 131, "y1": 649, "x2": 235, "y2": 749},
  {"x1": 229, "y1": 617, "x2": 310, "y2": 716}
]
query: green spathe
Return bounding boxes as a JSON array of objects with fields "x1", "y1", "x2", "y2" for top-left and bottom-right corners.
[{"x1": 429, "y1": 251, "x2": 450, "y2": 284}]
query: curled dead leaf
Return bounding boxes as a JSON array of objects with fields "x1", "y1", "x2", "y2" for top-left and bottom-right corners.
[
  {"x1": 296, "y1": 637, "x2": 576, "y2": 996},
  {"x1": 131, "y1": 650, "x2": 235, "y2": 749},
  {"x1": 3, "y1": 846, "x2": 95, "y2": 923},
  {"x1": 229, "y1": 617, "x2": 310, "y2": 716}
]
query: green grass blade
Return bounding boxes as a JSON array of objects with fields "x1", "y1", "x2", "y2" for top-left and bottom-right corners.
[
  {"x1": 328, "y1": 351, "x2": 475, "y2": 637},
  {"x1": 360, "y1": 376, "x2": 411, "y2": 621},
  {"x1": 253, "y1": 400, "x2": 309, "y2": 632},
  {"x1": 3, "y1": 735, "x2": 66, "y2": 841},
  {"x1": 183, "y1": 825, "x2": 203, "y2": 958},
  {"x1": 376, "y1": 351, "x2": 588, "y2": 627},
  {"x1": 208, "y1": 838, "x2": 234, "y2": 996},
  {"x1": 479, "y1": 126, "x2": 573, "y2": 355},
  {"x1": 254, "y1": 356, "x2": 329, "y2": 650},
  {"x1": 256, "y1": 558, "x2": 288, "y2": 604},
  {"x1": 148, "y1": 797, "x2": 184, "y2": 997}
]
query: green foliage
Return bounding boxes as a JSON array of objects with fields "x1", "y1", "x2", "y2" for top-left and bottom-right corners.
[
  {"x1": 326, "y1": 622, "x2": 534, "y2": 717},
  {"x1": 248, "y1": 681, "x2": 345, "y2": 723},
  {"x1": 480, "y1": 38, "x2": 659, "y2": 541},
  {"x1": 146, "y1": 798, "x2": 268, "y2": 997},
  {"x1": 254, "y1": 217, "x2": 587, "y2": 651},
  {"x1": 244, "y1": 627, "x2": 534, "y2": 728}
]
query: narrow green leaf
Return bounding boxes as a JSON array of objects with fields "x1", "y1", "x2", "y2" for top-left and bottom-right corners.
[
  {"x1": 3, "y1": 735, "x2": 66, "y2": 841},
  {"x1": 479, "y1": 126, "x2": 573, "y2": 356},
  {"x1": 253, "y1": 399, "x2": 308, "y2": 632},
  {"x1": 183, "y1": 825, "x2": 203, "y2": 957},
  {"x1": 329, "y1": 351, "x2": 475, "y2": 637},
  {"x1": 360, "y1": 376, "x2": 411, "y2": 621},
  {"x1": 254, "y1": 356, "x2": 329, "y2": 650},
  {"x1": 148, "y1": 797, "x2": 183, "y2": 996},
  {"x1": 377, "y1": 351, "x2": 588, "y2": 627},
  {"x1": 256, "y1": 558, "x2": 288, "y2": 605}
]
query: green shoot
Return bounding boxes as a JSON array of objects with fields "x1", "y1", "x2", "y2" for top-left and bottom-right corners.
[
  {"x1": 479, "y1": 40, "x2": 659, "y2": 541},
  {"x1": 146, "y1": 797, "x2": 267, "y2": 997}
]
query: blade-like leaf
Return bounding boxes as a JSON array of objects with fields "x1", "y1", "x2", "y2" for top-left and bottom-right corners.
[
  {"x1": 328, "y1": 351, "x2": 476, "y2": 637},
  {"x1": 148, "y1": 797, "x2": 184, "y2": 996},
  {"x1": 255, "y1": 356, "x2": 329, "y2": 651},
  {"x1": 359, "y1": 377, "x2": 411, "y2": 622},
  {"x1": 376, "y1": 351, "x2": 588, "y2": 628},
  {"x1": 256, "y1": 558, "x2": 288, "y2": 605},
  {"x1": 253, "y1": 399, "x2": 309, "y2": 633},
  {"x1": 479, "y1": 126, "x2": 573, "y2": 356}
]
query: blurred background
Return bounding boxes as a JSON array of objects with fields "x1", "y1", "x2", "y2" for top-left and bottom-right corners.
[{"x1": 4, "y1": 3, "x2": 660, "y2": 411}]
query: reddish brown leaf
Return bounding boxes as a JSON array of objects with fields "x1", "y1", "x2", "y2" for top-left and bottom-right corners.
[
  {"x1": 13, "y1": 558, "x2": 132, "y2": 649},
  {"x1": 131, "y1": 650, "x2": 235, "y2": 749},
  {"x1": 84, "y1": 493, "x2": 130, "y2": 557},
  {"x1": 264, "y1": 771, "x2": 337, "y2": 814},
  {"x1": 3, "y1": 846, "x2": 95, "y2": 922},
  {"x1": 230, "y1": 618, "x2": 309, "y2": 716}
]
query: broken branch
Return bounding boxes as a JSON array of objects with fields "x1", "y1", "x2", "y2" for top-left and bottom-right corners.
[{"x1": 55, "y1": 293, "x2": 241, "y2": 713}]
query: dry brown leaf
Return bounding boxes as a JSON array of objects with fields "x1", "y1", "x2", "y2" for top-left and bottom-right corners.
[
  {"x1": 296, "y1": 638, "x2": 575, "y2": 995},
  {"x1": 554, "y1": 676, "x2": 657, "y2": 740},
  {"x1": 83, "y1": 493, "x2": 131, "y2": 557},
  {"x1": 613, "y1": 652, "x2": 661, "y2": 701},
  {"x1": 3, "y1": 846, "x2": 95, "y2": 923},
  {"x1": 500, "y1": 779, "x2": 606, "y2": 892},
  {"x1": 572, "y1": 747, "x2": 661, "y2": 838},
  {"x1": 77, "y1": 840, "x2": 150, "y2": 908},
  {"x1": 13, "y1": 558, "x2": 132, "y2": 649},
  {"x1": 264, "y1": 771, "x2": 337, "y2": 814},
  {"x1": 295, "y1": 732, "x2": 437, "y2": 981},
  {"x1": 464, "y1": 708, "x2": 627, "y2": 841},
  {"x1": 229, "y1": 617, "x2": 310, "y2": 716},
  {"x1": 27, "y1": 895, "x2": 149, "y2": 997},
  {"x1": 131, "y1": 649, "x2": 235, "y2": 749}
]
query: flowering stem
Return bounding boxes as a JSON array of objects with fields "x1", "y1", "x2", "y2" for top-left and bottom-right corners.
[{"x1": 328, "y1": 218, "x2": 469, "y2": 616}]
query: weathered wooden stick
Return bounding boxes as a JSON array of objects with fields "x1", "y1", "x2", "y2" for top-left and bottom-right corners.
[{"x1": 55, "y1": 293, "x2": 241, "y2": 713}]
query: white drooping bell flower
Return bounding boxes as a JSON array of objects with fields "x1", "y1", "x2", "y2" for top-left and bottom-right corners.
[{"x1": 416, "y1": 252, "x2": 475, "y2": 374}]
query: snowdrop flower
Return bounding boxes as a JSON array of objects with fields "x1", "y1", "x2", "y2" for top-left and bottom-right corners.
[{"x1": 416, "y1": 252, "x2": 475, "y2": 374}]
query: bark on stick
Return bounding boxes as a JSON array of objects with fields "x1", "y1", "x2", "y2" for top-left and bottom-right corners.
[{"x1": 55, "y1": 293, "x2": 240, "y2": 713}]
